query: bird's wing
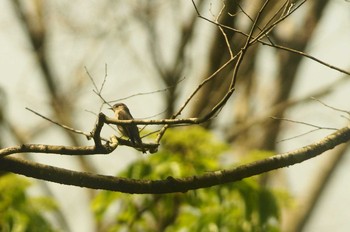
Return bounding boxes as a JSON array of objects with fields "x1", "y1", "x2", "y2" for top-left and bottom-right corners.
[{"x1": 117, "y1": 111, "x2": 133, "y2": 120}]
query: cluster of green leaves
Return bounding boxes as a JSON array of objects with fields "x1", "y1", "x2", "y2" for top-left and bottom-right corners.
[
  {"x1": 92, "y1": 127, "x2": 284, "y2": 232},
  {"x1": 0, "y1": 174, "x2": 57, "y2": 232}
]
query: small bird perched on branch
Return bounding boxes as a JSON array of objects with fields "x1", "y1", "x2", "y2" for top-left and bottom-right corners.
[{"x1": 109, "y1": 103, "x2": 143, "y2": 146}]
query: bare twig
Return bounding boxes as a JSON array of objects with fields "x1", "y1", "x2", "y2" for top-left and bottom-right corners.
[
  {"x1": 216, "y1": 2, "x2": 234, "y2": 58},
  {"x1": 271, "y1": 116, "x2": 338, "y2": 131},
  {"x1": 277, "y1": 128, "x2": 321, "y2": 143},
  {"x1": 228, "y1": 76, "x2": 348, "y2": 140},
  {"x1": 193, "y1": 0, "x2": 350, "y2": 77},
  {"x1": 99, "y1": 63, "x2": 108, "y2": 93},
  {"x1": 85, "y1": 66, "x2": 99, "y2": 92},
  {"x1": 191, "y1": 0, "x2": 244, "y2": 35},
  {"x1": 109, "y1": 77, "x2": 186, "y2": 103},
  {"x1": 25, "y1": 107, "x2": 102, "y2": 140},
  {"x1": 263, "y1": 43, "x2": 350, "y2": 76},
  {"x1": 271, "y1": 116, "x2": 338, "y2": 143},
  {"x1": 204, "y1": 1, "x2": 270, "y2": 121},
  {"x1": 252, "y1": 0, "x2": 307, "y2": 43},
  {"x1": 106, "y1": 115, "x2": 201, "y2": 125},
  {"x1": 155, "y1": 0, "x2": 276, "y2": 143},
  {"x1": 85, "y1": 66, "x2": 111, "y2": 107},
  {"x1": 312, "y1": 97, "x2": 350, "y2": 116},
  {"x1": 235, "y1": 0, "x2": 277, "y2": 44},
  {"x1": 155, "y1": 55, "x2": 239, "y2": 143}
]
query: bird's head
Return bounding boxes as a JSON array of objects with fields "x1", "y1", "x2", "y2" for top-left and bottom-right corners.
[{"x1": 109, "y1": 103, "x2": 128, "y2": 112}]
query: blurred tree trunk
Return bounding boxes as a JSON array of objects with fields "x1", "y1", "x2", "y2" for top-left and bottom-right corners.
[{"x1": 11, "y1": 0, "x2": 96, "y2": 175}]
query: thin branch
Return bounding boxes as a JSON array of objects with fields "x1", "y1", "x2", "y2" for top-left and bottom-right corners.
[
  {"x1": 312, "y1": 97, "x2": 350, "y2": 116},
  {"x1": 235, "y1": 0, "x2": 277, "y2": 44},
  {"x1": 245, "y1": 0, "x2": 270, "y2": 44},
  {"x1": 1, "y1": 126, "x2": 349, "y2": 193},
  {"x1": 272, "y1": 116, "x2": 338, "y2": 143},
  {"x1": 25, "y1": 107, "x2": 100, "y2": 140},
  {"x1": 253, "y1": 0, "x2": 292, "y2": 43},
  {"x1": 271, "y1": 117, "x2": 338, "y2": 131},
  {"x1": 228, "y1": 76, "x2": 348, "y2": 140},
  {"x1": 203, "y1": 0, "x2": 268, "y2": 120},
  {"x1": 191, "y1": 0, "x2": 245, "y2": 35},
  {"x1": 155, "y1": 55, "x2": 239, "y2": 143},
  {"x1": 263, "y1": 43, "x2": 350, "y2": 76},
  {"x1": 85, "y1": 66, "x2": 111, "y2": 107},
  {"x1": 193, "y1": 0, "x2": 350, "y2": 77},
  {"x1": 109, "y1": 77, "x2": 186, "y2": 103},
  {"x1": 84, "y1": 66, "x2": 99, "y2": 93},
  {"x1": 155, "y1": 0, "x2": 274, "y2": 143},
  {"x1": 216, "y1": 2, "x2": 234, "y2": 58},
  {"x1": 0, "y1": 144, "x2": 107, "y2": 157},
  {"x1": 252, "y1": 0, "x2": 307, "y2": 43},
  {"x1": 99, "y1": 63, "x2": 108, "y2": 93},
  {"x1": 277, "y1": 128, "x2": 321, "y2": 143},
  {"x1": 105, "y1": 115, "x2": 201, "y2": 125},
  {"x1": 249, "y1": 1, "x2": 350, "y2": 77}
]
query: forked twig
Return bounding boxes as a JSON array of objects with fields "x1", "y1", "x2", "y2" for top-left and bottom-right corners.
[
  {"x1": 25, "y1": 107, "x2": 104, "y2": 141},
  {"x1": 272, "y1": 116, "x2": 338, "y2": 142}
]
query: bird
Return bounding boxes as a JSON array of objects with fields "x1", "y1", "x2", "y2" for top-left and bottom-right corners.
[{"x1": 109, "y1": 103, "x2": 143, "y2": 146}]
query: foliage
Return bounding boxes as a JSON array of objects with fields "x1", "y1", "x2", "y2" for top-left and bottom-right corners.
[
  {"x1": 92, "y1": 127, "x2": 285, "y2": 232},
  {"x1": 0, "y1": 174, "x2": 57, "y2": 232}
]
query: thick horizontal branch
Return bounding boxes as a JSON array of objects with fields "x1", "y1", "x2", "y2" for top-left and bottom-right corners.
[{"x1": 0, "y1": 126, "x2": 349, "y2": 194}]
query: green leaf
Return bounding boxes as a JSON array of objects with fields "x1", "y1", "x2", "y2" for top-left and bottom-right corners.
[
  {"x1": 92, "y1": 127, "x2": 285, "y2": 232},
  {"x1": 0, "y1": 174, "x2": 57, "y2": 232}
]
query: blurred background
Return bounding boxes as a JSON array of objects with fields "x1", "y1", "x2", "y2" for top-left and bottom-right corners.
[{"x1": 0, "y1": 0, "x2": 350, "y2": 231}]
